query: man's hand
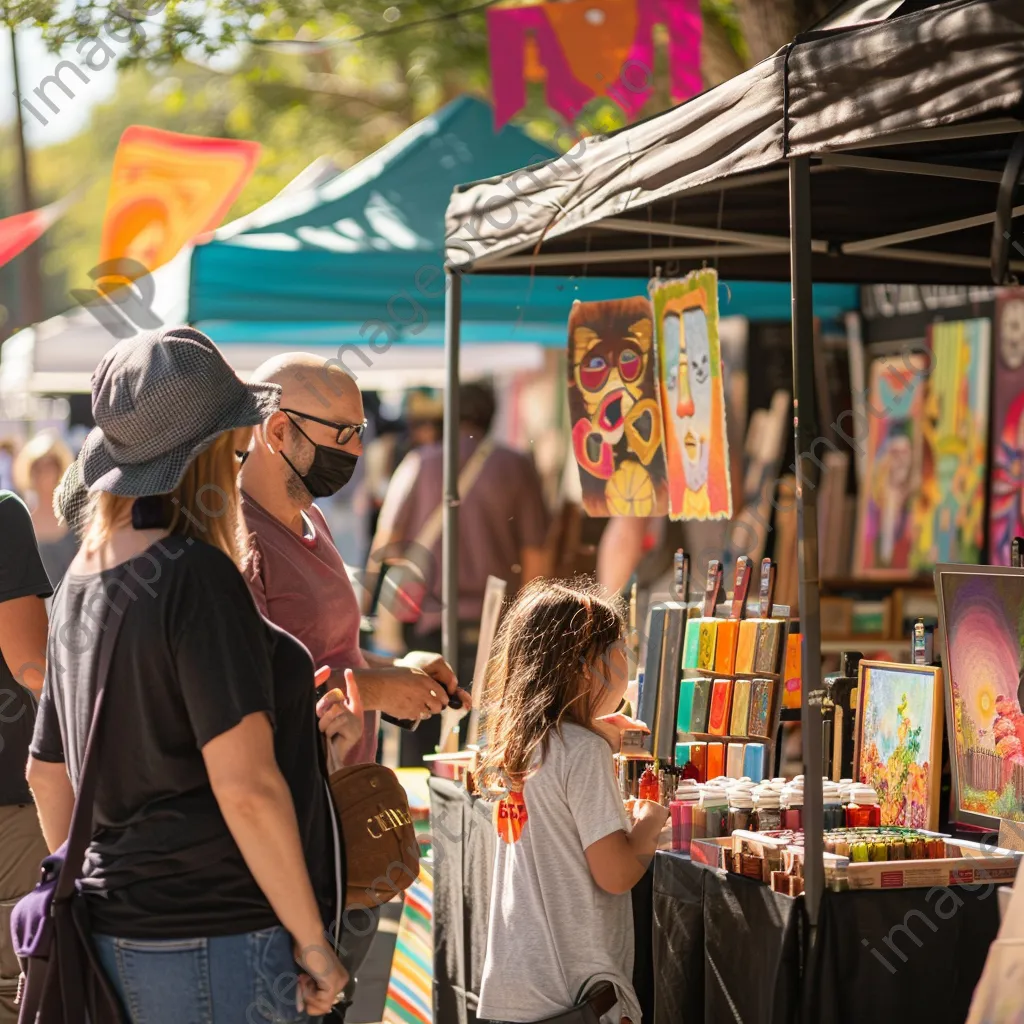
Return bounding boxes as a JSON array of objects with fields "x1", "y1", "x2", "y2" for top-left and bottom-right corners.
[
  {"x1": 355, "y1": 667, "x2": 449, "y2": 720},
  {"x1": 317, "y1": 668, "x2": 364, "y2": 768},
  {"x1": 398, "y1": 650, "x2": 472, "y2": 709}
]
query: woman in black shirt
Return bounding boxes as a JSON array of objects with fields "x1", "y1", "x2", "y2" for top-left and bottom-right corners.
[{"x1": 27, "y1": 327, "x2": 352, "y2": 1022}]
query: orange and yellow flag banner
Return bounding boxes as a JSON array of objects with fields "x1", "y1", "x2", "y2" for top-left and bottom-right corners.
[
  {"x1": 100, "y1": 126, "x2": 260, "y2": 277},
  {"x1": 0, "y1": 193, "x2": 76, "y2": 269}
]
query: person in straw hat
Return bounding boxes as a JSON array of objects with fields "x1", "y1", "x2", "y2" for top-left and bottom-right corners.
[{"x1": 27, "y1": 326, "x2": 352, "y2": 1022}]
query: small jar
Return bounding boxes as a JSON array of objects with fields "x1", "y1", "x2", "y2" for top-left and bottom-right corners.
[
  {"x1": 781, "y1": 781, "x2": 804, "y2": 831},
  {"x1": 728, "y1": 787, "x2": 754, "y2": 833},
  {"x1": 846, "y1": 783, "x2": 881, "y2": 827},
  {"x1": 671, "y1": 780, "x2": 702, "y2": 854},
  {"x1": 701, "y1": 786, "x2": 729, "y2": 839},
  {"x1": 822, "y1": 780, "x2": 844, "y2": 830},
  {"x1": 751, "y1": 785, "x2": 782, "y2": 832}
]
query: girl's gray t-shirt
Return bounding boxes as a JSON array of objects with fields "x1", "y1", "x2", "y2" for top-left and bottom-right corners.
[{"x1": 478, "y1": 722, "x2": 641, "y2": 1023}]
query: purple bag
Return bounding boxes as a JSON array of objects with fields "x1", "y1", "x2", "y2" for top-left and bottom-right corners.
[{"x1": 9, "y1": 573, "x2": 131, "y2": 1024}]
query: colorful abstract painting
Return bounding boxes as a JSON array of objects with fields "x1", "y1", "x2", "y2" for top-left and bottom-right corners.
[
  {"x1": 937, "y1": 566, "x2": 1024, "y2": 828},
  {"x1": 567, "y1": 297, "x2": 669, "y2": 516},
  {"x1": 910, "y1": 319, "x2": 991, "y2": 570},
  {"x1": 854, "y1": 354, "x2": 927, "y2": 577},
  {"x1": 854, "y1": 661, "x2": 943, "y2": 831},
  {"x1": 650, "y1": 269, "x2": 733, "y2": 521},
  {"x1": 990, "y1": 293, "x2": 1024, "y2": 565}
]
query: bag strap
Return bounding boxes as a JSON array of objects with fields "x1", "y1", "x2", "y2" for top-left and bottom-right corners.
[
  {"x1": 413, "y1": 439, "x2": 494, "y2": 557},
  {"x1": 55, "y1": 565, "x2": 134, "y2": 903}
]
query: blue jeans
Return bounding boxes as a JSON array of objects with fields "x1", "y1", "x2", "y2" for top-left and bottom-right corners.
[{"x1": 94, "y1": 926, "x2": 320, "y2": 1023}]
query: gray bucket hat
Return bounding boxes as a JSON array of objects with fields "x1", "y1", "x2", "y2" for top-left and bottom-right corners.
[{"x1": 78, "y1": 325, "x2": 280, "y2": 497}]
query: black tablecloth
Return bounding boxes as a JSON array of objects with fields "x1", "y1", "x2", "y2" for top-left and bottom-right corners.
[
  {"x1": 428, "y1": 776, "x2": 655, "y2": 1024},
  {"x1": 653, "y1": 852, "x2": 1002, "y2": 1024}
]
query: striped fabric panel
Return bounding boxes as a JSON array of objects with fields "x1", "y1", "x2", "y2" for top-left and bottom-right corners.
[{"x1": 383, "y1": 863, "x2": 434, "y2": 1024}]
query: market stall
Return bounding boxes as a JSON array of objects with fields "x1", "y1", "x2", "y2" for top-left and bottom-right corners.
[{"x1": 442, "y1": 0, "x2": 1024, "y2": 924}]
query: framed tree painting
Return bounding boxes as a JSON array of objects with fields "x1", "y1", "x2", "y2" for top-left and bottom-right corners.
[
  {"x1": 853, "y1": 660, "x2": 944, "y2": 831},
  {"x1": 935, "y1": 563, "x2": 1024, "y2": 830}
]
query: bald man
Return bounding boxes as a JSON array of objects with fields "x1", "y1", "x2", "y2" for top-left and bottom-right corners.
[{"x1": 239, "y1": 353, "x2": 468, "y2": 1016}]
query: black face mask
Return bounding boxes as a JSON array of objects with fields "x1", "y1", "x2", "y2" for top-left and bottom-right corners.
[{"x1": 281, "y1": 417, "x2": 359, "y2": 499}]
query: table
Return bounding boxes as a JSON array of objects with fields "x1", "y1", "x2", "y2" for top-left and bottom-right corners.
[
  {"x1": 428, "y1": 777, "x2": 655, "y2": 1024},
  {"x1": 653, "y1": 851, "x2": 1002, "y2": 1024}
]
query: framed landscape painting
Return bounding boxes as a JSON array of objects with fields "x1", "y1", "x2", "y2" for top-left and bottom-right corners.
[
  {"x1": 853, "y1": 660, "x2": 943, "y2": 831},
  {"x1": 936, "y1": 564, "x2": 1024, "y2": 830}
]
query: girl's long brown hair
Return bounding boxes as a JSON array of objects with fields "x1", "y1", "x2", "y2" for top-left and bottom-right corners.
[
  {"x1": 477, "y1": 578, "x2": 625, "y2": 796},
  {"x1": 83, "y1": 432, "x2": 247, "y2": 567}
]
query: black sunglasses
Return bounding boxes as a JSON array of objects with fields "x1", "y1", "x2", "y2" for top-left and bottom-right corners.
[{"x1": 281, "y1": 408, "x2": 367, "y2": 446}]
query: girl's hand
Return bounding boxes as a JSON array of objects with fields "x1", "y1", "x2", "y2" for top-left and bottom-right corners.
[
  {"x1": 632, "y1": 799, "x2": 669, "y2": 829},
  {"x1": 593, "y1": 713, "x2": 649, "y2": 751}
]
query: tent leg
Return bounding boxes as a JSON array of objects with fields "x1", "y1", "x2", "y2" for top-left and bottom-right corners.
[
  {"x1": 442, "y1": 270, "x2": 462, "y2": 675},
  {"x1": 789, "y1": 155, "x2": 824, "y2": 927}
]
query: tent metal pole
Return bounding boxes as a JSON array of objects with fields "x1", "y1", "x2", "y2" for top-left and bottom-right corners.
[
  {"x1": 817, "y1": 153, "x2": 1004, "y2": 184},
  {"x1": 442, "y1": 270, "x2": 462, "y2": 673},
  {"x1": 594, "y1": 218, "x2": 830, "y2": 253},
  {"x1": 850, "y1": 246, "x2": 1024, "y2": 272},
  {"x1": 843, "y1": 202, "x2": 1024, "y2": 253},
  {"x1": 789, "y1": 155, "x2": 824, "y2": 926},
  {"x1": 484, "y1": 244, "x2": 776, "y2": 270},
  {"x1": 833, "y1": 117, "x2": 1024, "y2": 152}
]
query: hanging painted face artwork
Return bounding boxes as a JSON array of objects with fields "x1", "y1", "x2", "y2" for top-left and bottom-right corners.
[
  {"x1": 990, "y1": 293, "x2": 1024, "y2": 565},
  {"x1": 486, "y1": 0, "x2": 702, "y2": 129},
  {"x1": 567, "y1": 297, "x2": 669, "y2": 516},
  {"x1": 910, "y1": 318, "x2": 990, "y2": 571},
  {"x1": 650, "y1": 270, "x2": 733, "y2": 521},
  {"x1": 854, "y1": 354, "x2": 927, "y2": 578}
]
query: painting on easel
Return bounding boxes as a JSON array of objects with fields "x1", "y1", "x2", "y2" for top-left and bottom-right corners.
[
  {"x1": 650, "y1": 269, "x2": 732, "y2": 521},
  {"x1": 910, "y1": 318, "x2": 990, "y2": 570},
  {"x1": 854, "y1": 353, "x2": 927, "y2": 578}
]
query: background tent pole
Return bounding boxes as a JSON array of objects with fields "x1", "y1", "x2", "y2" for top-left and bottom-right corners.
[
  {"x1": 442, "y1": 270, "x2": 462, "y2": 675},
  {"x1": 789, "y1": 155, "x2": 824, "y2": 926}
]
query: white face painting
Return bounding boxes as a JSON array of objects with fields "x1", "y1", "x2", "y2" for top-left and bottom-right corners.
[{"x1": 682, "y1": 308, "x2": 712, "y2": 427}]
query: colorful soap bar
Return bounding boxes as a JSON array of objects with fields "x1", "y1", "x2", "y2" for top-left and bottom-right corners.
[
  {"x1": 748, "y1": 678, "x2": 775, "y2": 737},
  {"x1": 697, "y1": 620, "x2": 718, "y2": 670},
  {"x1": 730, "y1": 679, "x2": 751, "y2": 737},
  {"x1": 714, "y1": 619, "x2": 739, "y2": 675},
  {"x1": 675, "y1": 742, "x2": 691, "y2": 768},
  {"x1": 678, "y1": 678, "x2": 697, "y2": 732},
  {"x1": 707, "y1": 679, "x2": 733, "y2": 736},
  {"x1": 690, "y1": 742, "x2": 706, "y2": 782},
  {"x1": 726, "y1": 742, "x2": 744, "y2": 778},
  {"x1": 690, "y1": 677, "x2": 712, "y2": 732},
  {"x1": 783, "y1": 632, "x2": 802, "y2": 710},
  {"x1": 706, "y1": 742, "x2": 724, "y2": 779},
  {"x1": 682, "y1": 617, "x2": 702, "y2": 670},
  {"x1": 736, "y1": 620, "x2": 758, "y2": 674},
  {"x1": 754, "y1": 620, "x2": 783, "y2": 675},
  {"x1": 742, "y1": 742, "x2": 765, "y2": 780}
]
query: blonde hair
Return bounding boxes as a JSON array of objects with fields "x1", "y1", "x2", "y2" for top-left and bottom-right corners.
[
  {"x1": 477, "y1": 578, "x2": 624, "y2": 796},
  {"x1": 82, "y1": 432, "x2": 247, "y2": 567},
  {"x1": 14, "y1": 430, "x2": 73, "y2": 495}
]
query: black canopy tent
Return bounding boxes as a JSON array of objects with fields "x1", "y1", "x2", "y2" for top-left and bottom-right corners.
[{"x1": 441, "y1": 0, "x2": 1024, "y2": 921}]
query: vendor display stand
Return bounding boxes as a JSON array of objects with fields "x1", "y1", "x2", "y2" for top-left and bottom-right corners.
[{"x1": 441, "y1": 0, "x2": 1024, "y2": 928}]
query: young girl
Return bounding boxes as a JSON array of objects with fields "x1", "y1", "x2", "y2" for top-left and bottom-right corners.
[{"x1": 477, "y1": 579, "x2": 669, "y2": 1024}]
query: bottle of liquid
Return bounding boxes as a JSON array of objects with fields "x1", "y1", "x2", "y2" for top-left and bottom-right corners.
[
  {"x1": 846, "y1": 783, "x2": 881, "y2": 827},
  {"x1": 639, "y1": 764, "x2": 660, "y2": 802},
  {"x1": 822, "y1": 779, "x2": 844, "y2": 829},
  {"x1": 727, "y1": 785, "x2": 754, "y2": 833},
  {"x1": 671, "y1": 780, "x2": 702, "y2": 853},
  {"x1": 781, "y1": 778, "x2": 804, "y2": 831},
  {"x1": 700, "y1": 785, "x2": 729, "y2": 839},
  {"x1": 751, "y1": 784, "x2": 782, "y2": 832}
]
